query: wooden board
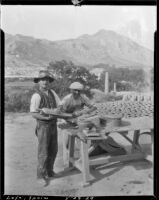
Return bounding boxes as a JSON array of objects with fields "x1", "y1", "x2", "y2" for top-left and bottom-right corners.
[
  {"x1": 89, "y1": 152, "x2": 146, "y2": 166},
  {"x1": 104, "y1": 117, "x2": 153, "y2": 133},
  {"x1": 36, "y1": 109, "x2": 73, "y2": 119},
  {"x1": 49, "y1": 113, "x2": 73, "y2": 119}
]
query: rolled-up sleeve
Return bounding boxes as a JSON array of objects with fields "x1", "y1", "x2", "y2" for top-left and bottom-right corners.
[{"x1": 30, "y1": 93, "x2": 41, "y2": 113}]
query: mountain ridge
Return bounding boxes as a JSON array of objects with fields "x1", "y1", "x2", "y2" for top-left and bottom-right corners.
[{"x1": 5, "y1": 29, "x2": 153, "y2": 76}]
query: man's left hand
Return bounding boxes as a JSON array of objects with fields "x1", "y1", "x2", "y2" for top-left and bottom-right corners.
[{"x1": 41, "y1": 108, "x2": 51, "y2": 114}]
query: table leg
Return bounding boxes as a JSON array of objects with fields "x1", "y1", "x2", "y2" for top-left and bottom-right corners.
[
  {"x1": 146, "y1": 129, "x2": 154, "y2": 162},
  {"x1": 68, "y1": 135, "x2": 75, "y2": 168},
  {"x1": 62, "y1": 131, "x2": 68, "y2": 167},
  {"x1": 131, "y1": 130, "x2": 142, "y2": 153},
  {"x1": 150, "y1": 129, "x2": 154, "y2": 144},
  {"x1": 151, "y1": 129, "x2": 154, "y2": 162},
  {"x1": 80, "y1": 140, "x2": 91, "y2": 186}
]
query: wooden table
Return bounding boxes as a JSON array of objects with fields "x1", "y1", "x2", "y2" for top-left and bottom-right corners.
[{"x1": 63, "y1": 116, "x2": 154, "y2": 186}]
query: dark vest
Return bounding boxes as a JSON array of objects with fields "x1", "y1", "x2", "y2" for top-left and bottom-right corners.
[{"x1": 36, "y1": 89, "x2": 57, "y2": 123}]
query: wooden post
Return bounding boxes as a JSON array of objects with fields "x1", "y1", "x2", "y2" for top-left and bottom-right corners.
[
  {"x1": 105, "y1": 72, "x2": 109, "y2": 94},
  {"x1": 68, "y1": 135, "x2": 75, "y2": 168},
  {"x1": 80, "y1": 140, "x2": 91, "y2": 186},
  {"x1": 114, "y1": 82, "x2": 116, "y2": 93},
  {"x1": 131, "y1": 130, "x2": 142, "y2": 153},
  {"x1": 63, "y1": 131, "x2": 68, "y2": 167}
]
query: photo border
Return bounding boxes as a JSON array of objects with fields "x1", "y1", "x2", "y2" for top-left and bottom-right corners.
[{"x1": 0, "y1": 1, "x2": 157, "y2": 200}]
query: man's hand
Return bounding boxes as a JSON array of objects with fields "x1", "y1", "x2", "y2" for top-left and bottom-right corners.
[
  {"x1": 37, "y1": 108, "x2": 55, "y2": 115},
  {"x1": 41, "y1": 108, "x2": 51, "y2": 114},
  {"x1": 40, "y1": 108, "x2": 62, "y2": 115},
  {"x1": 31, "y1": 112, "x2": 55, "y2": 121},
  {"x1": 46, "y1": 115, "x2": 55, "y2": 121},
  {"x1": 72, "y1": 111, "x2": 82, "y2": 118}
]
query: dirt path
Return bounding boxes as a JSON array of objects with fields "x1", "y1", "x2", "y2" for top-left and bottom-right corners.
[{"x1": 4, "y1": 113, "x2": 153, "y2": 196}]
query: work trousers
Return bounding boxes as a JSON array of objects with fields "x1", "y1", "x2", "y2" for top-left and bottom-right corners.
[{"x1": 35, "y1": 120, "x2": 58, "y2": 179}]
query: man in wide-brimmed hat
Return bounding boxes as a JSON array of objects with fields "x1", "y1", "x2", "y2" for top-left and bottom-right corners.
[{"x1": 30, "y1": 70, "x2": 61, "y2": 181}]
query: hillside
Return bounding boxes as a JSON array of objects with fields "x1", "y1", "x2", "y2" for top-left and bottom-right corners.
[{"x1": 4, "y1": 30, "x2": 154, "y2": 76}]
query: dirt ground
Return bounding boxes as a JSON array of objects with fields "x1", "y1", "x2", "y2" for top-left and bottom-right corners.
[{"x1": 4, "y1": 113, "x2": 153, "y2": 196}]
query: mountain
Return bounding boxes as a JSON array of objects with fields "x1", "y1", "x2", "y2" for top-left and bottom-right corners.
[
  {"x1": 116, "y1": 19, "x2": 155, "y2": 51},
  {"x1": 4, "y1": 30, "x2": 154, "y2": 76}
]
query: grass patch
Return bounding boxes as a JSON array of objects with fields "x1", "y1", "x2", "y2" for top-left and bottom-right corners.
[{"x1": 5, "y1": 78, "x2": 123, "y2": 112}]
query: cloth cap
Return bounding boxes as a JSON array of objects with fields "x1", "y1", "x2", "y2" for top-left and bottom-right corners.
[
  {"x1": 69, "y1": 82, "x2": 84, "y2": 90},
  {"x1": 34, "y1": 70, "x2": 55, "y2": 83}
]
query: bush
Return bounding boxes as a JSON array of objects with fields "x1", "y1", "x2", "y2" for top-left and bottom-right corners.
[
  {"x1": 4, "y1": 87, "x2": 91, "y2": 112},
  {"x1": 5, "y1": 89, "x2": 35, "y2": 112}
]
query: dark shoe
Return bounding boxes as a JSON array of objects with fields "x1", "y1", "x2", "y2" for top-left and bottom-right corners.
[
  {"x1": 43, "y1": 174, "x2": 50, "y2": 180},
  {"x1": 37, "y1": 173, "x2": 50, "y2": 181},
  {"x1": 37, "y1": 173, "x2": 45, "y2": 179}
]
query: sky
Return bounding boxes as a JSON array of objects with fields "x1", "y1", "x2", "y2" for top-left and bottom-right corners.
[{"x1": 1, "y1": 5, "x2": 157, "y2": 50}]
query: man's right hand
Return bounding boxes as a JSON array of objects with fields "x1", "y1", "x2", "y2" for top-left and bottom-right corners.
[
  {"x1": 47, "y1": 115, "x2": 56, "y2": 120},
  {"x1": 72, "y1": 111, "x2": 82, "y2": 118}
]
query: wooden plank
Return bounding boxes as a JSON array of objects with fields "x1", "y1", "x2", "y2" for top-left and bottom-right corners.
[
  {"x1": 37, "y1": 109, "x2": 73, "y2": 119},
  {"x1": 80, "y1": 140, "x2": 91, "y2": 184},
  {"x1": 131, "y1": 130, "x2": 142, "y2": 153},
  {"x1": 89, "y1": 156, "x2": 111, "y2": 166},
  {"x1": 74, "y1": 160, "x2": 83, "y2": 172},
  {"x1": 64, "y1": 117, "x2": 154, "y2": 140},
  {"x1": 104, "y1": 117, "x2": 153, "y2": 133},
  {"x1": 68, "y1": 135, "x2": 75, "y2": 168},
  {"x1": 89, "y1": 153, "x2": 146, "y2": 166},
  {"x1": 151, "y1": 129, "x2": 154, "y2": 144},
  {"x1": 69, "y1": 157, "x2": 75, "y2": 165},
  {"x1": 86, "y1": 136, "x2": 107, "y2": 140},
  {"x1": 62, "y1": 131, "x2": 68, "y2": 167},
  {"x1": 109, "y1": 152, "x2": 146, "y2": 162},
  {"x1": 69, "y1": 157, "x2": 85, "y2": 172},
  {"x1": 145, "y1": 128, "x2": 154, "y2": 163},
  {"x1": 118, "y1": 132, "x2": 142, "y2": 152},
  {"x1": 88, "y1": 144, "x2": 97, "y2": 155}
]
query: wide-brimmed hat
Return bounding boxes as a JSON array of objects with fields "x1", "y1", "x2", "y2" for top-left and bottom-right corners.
[
  {"x1": 34, "y1": 70, "x2": 55, "y2": 83},
  {"x1": 69, "y1": 82, "x2": 84, "y2": 90}
]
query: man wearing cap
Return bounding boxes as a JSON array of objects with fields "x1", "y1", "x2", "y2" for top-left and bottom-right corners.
[
  {"x1": 60, "y1": 82, "x2": 95, "y2": 118},
  {"x1": 59, "y1": 82, "x2": 126, "y2": 157},
  {"x1": 30, "y1": 70, "x2": 61, "y2": 181}
]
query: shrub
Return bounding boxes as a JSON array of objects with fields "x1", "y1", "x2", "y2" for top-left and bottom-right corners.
[{"x1": 5, "y1": 89, "x2": 35, "y2": 112}]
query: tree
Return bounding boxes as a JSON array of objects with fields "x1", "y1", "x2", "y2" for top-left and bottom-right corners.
[{"x1": 47, "y1": 60, "x2": 100, "y2": 98}]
